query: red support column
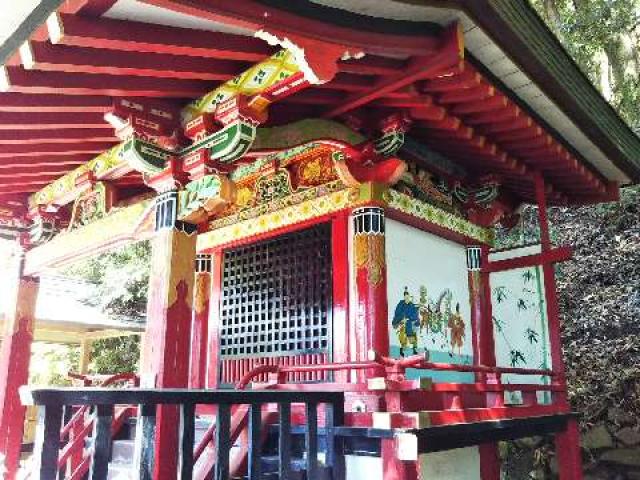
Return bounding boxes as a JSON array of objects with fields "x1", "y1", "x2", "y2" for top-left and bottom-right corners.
[
  {"x1": 469, "y1": 245, "x2": 501, "y2": 479},
  {"x1": 140, "y1": 191, "x2": 197, "y2": 480},
  {"x1": 352, "y1": 206, "x2": 388, "y2": 377},
  {"x1": 0, "y1": 248, "x2": 39, "y2": 480},
  {"x1": 534, "y1": 174, "x2": 582, "y2": 479},
  {"x1": 206, "y1": 249, "x2": 223, "y2": 389},
  {"x1": 190, "y1": 254, "x2": 212, "y2": 388},
  {"x1": 331, "y1": 212, "x2": 350, "y2": 383}
]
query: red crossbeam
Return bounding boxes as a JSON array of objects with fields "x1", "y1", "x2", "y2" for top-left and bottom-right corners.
[
  {"x1": 324, "y1": 23, "x2": 464, "y2": 118},
  {"x1": 485, "y1": 246, "x2": 573, "y2": 273}
]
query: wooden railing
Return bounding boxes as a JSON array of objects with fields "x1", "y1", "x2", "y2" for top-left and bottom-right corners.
[
  {"x1": 56, "y1": 373, "x2": 140, "y2": 479},
  {"x1": 21, "y1": 388, "x2": 346, "y2": 480}
]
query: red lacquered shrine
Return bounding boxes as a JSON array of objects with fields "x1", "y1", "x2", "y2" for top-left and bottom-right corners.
[{"x1": 1, "y1": 1, "x2": 639, "y2": 480}]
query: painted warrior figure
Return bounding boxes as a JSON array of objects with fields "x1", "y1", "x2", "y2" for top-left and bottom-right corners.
[
  {"x1": 393, "y1": 287, "x2": 420, "y2": 357},
  {"x1": 448, "y1": 302, "x2": 466, "y2": 355}
]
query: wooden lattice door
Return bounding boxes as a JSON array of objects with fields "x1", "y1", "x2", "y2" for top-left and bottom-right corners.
[{"x1": 218, "y1": 223, "x2": 333, "y2": 385}]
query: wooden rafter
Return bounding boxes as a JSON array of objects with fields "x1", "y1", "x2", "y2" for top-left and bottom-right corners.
[{"x1": 324, "y1": 23, "x2": 464, "y2": 118}]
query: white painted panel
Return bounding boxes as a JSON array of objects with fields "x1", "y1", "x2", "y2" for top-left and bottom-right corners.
[
  {"x1": 386, "y1": 219, "x2": 474, "y2": 382},
  {"x1": 420, "y1": 447, "x2": 480, "y2": 479},
  {"x1": 489, "y1": 245, "x2": 552, "y2": 400},
  {"x1": 345, "y1": 456, "x2": 383, "y2": 480}
]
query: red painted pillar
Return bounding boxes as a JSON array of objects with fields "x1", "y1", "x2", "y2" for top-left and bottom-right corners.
[
  {"x1": 352, "y1": 206, "x2": 388, "y2": 376},
  {"x1": 0, "y1": 249, "x2": 39, "y2": 480},
  {"x1": 190, "y1": 254, "x2": 212, "y2": 388},
  {"x1": 140, "y1": 191, "x2": 197, "y2": 480},
  {"x1": 534, "y1": 174, "x2": 582, "y2": 479},
  {"x1": 331, "y1": 212, "x2": 350, "y2": 383},
  {"x1": 468, "y1": 246, "x2": 501, "y2": 479},
  {"x1": 206, "y1": 249, "x2": 223, "y2": 389}
]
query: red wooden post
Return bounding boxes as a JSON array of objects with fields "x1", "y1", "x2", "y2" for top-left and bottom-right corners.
[
  {"x1": 352, "y1": 206, "x2": 388, "y2": 377},
  {"x1": 206, "y1": 249, "x2": 223, "y2": 389},
  {"x1": 471, "y1": 245, "x2": 501, "y2": 479},
  {"x1": 0, "y1": 248, "x2": 39, "y2": 480},
  {"x1": 190, "y1": 254, "x2": 212, "y2": 388},
  {"x1": 331, "y1": 212, "x2": 350, "y2": 383},
  {"x1": 534, "y1": 174, "x2": 582, "y2": 479},
  {"x1": 140, "y1": 191, "x2": 197, "y2": 480}
]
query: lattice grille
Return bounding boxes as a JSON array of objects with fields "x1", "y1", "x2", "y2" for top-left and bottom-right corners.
[{"x1": 219, "y1": 223, "x2": 332, "y2": 360}]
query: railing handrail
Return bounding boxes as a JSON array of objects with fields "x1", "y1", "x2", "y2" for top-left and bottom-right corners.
[
  {"x1": 21, "y1": 387, "x2": 344, "y2": 407},
  {"x1": 236, "y1": 350, "x2": 556, "y2": 389}
]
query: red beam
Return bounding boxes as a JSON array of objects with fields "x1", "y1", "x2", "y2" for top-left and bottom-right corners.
[
  {"x1": 0, "y1": 129, "x2": 117, "y2": 144},
  {"x1": 139, "y1": 0, "x2": 443, "y2": 57},
  {"x1": 1, "y1": 66, "x2": 211, "y2": 98},
  {"x1": 463, "y1": 105, "x2": 521, "y2": 125},
  {"x1": 476, "y1": 117, "x2": 534, "y2": 135},
  {"x1": 324, "y1": 23, "x2": 464, "y2": 118},
  {"x1": 0, "y1": 112, "x2": 108, "y2": 130},
  {"x1": 438, "y1": 85, "x2": 494, "y2": 104},
  {"x1": 0, "y1": 154, "x2": 94, "y2": 168},
  {"x1": 0, "y1": 93, "x2": 112, "y2": 113},
  {"x1": 451, "y1": 95, "x2": 508, "y2": 115},
  {"x1": 21, "y1": 41, "x2": 247, "y2": 81},
  {"x1": 485, "y1": 246, "x2": 573, "y2": 273},
  {"x1": 48, "y1": 13, "x2": 273, "y2": 62},
  {"x1": 0, "y1": 142, "x2": 115, "y2": 157},
  {"x1": 424, "y1": 69, "x2": 482, "y2": 93},
  {"x1": 0, "y1": 164, "x2": 84, "y2": 179},
  {"x1": 339, "y1": 56, "x2": 407, "y2": 76},
  {"x1": 60, "y1": 0, "x2": 119, "y2": 15}
]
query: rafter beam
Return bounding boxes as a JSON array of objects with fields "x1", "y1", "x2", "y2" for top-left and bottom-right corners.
[
  {"x1": 0, "y1": 154, "x2": 94, "y2": 168},
  {"x1": 0, "y1": 66, "x2": 211, "y2": 98},
  {"x1": 20, "y1": 41, "x2": 247, "y2": 81},
  {"x1": 48, "y1": 12, "x2": 273, "y2": 62},
  {"x1": 0, "y1": 93, "x2": 112, "y2": 113},
  {"x1": 0, "y1": 93, "x2": 113, "y2": 113},
  {"x1": 324, "y1": 23, "x2": 464, "y2": 118},
  {"x1": 0, "y1": 129, "x2": 117, "y2": 144},
  {"x1": 0, "y1": 112, "x2": 107, "y2": 130},
  {"x1": 139, "y1": 0, "x2": 443, "y2": 57},
  {"x1": 0, "y1": 142, "x2": 115, "y2": 157}
]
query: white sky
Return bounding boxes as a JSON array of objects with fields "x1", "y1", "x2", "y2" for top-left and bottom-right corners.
[{"x1": 0, "y1": 1, "x2": 41, "y2": 45}]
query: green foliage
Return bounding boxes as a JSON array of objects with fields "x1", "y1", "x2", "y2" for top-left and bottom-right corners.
[
  {"x1": 29, "y1": 343, "x2": 79, "y2": 386},
  {"x1": 62, "y1": 241, "x2": 150, "y2": 374},
  {"x1": 530, "y1": 0, "x2": 640, "y2": 129},
  {"x1": 90, "y1": 336, "x2": 140, "y2": 375},
  {"x1": 64, "y1": 241, "x2": 150, "y2": 320}
]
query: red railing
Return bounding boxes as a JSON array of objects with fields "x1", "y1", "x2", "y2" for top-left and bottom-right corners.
[
  {"x1": 56, "y1": 373, "x2": 139, "y2": 480},
  {"x1": 233, "y1": 350, "x2": 562, "y2": 422}
]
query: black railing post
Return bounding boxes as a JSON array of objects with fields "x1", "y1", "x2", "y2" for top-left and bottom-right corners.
[
  {"x1": 326, "y1": 398, "x2": 346, "y2": 480},
  {"x1": 57, "y1": 405, "x2": 73, "y2": 480},
  {"x1": 248, "y1": 403, "x2": 262, "y2": 480},
  {"x1": 137, "y1": 403, "x2": 157, "y2": 480},
  {"x1": 278, "y1": 402, "x2": 292, "y2": 480},
  {"x1": 32, "y1": 404, "x2": 63, "y2": 480},
  {"x1": 305, "y1": 402, "x2": 319, "y2": 480},
  {"x1": 89, "y1": 404, "x2": 114, "y2": 480},
  {"x1": 214, "y1": 403, "x2": 231, "y2": 480},
  {"x1": 179, "y1": 402, "x2": 195, "y2": 480}
]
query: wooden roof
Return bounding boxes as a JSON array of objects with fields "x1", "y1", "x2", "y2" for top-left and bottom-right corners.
[{"x1": 0, "y1": 0, "x2": 638, "y2": 208}]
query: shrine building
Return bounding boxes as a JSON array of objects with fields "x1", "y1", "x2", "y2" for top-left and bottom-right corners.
[{"x1": 0, "y1": 1, "x2": 639, "y2": 480}]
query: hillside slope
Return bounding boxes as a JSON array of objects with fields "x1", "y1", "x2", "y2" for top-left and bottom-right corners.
[{"x1": 551, "y1": 186, "x2": 640, "y2": 477}]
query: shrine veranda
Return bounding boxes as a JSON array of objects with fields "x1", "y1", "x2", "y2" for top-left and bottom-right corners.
[{"x1": 1, "y1": 1, "x2": 639, "y2": 480}]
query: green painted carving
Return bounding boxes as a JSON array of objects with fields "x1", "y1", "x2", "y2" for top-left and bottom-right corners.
[
  {"x1": 255, "y1": 169, "x2": 293, "y2": 204},
  {"x1": 374, "y1": 130, "x2": 405, "y2": 157},
  {"x1": 122, "y1": 137, "x2": 173, "y2": 175},
  {"x1": 178, "y1": 174, "x2": 235, "y2": 223},
  {"x1": 182, "y1": 121, "x2": 257, "y2": 165}
]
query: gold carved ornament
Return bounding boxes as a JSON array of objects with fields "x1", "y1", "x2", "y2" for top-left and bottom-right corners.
[{"x1": 354, "y1": 233, "x2": 385, "y2": 286}]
